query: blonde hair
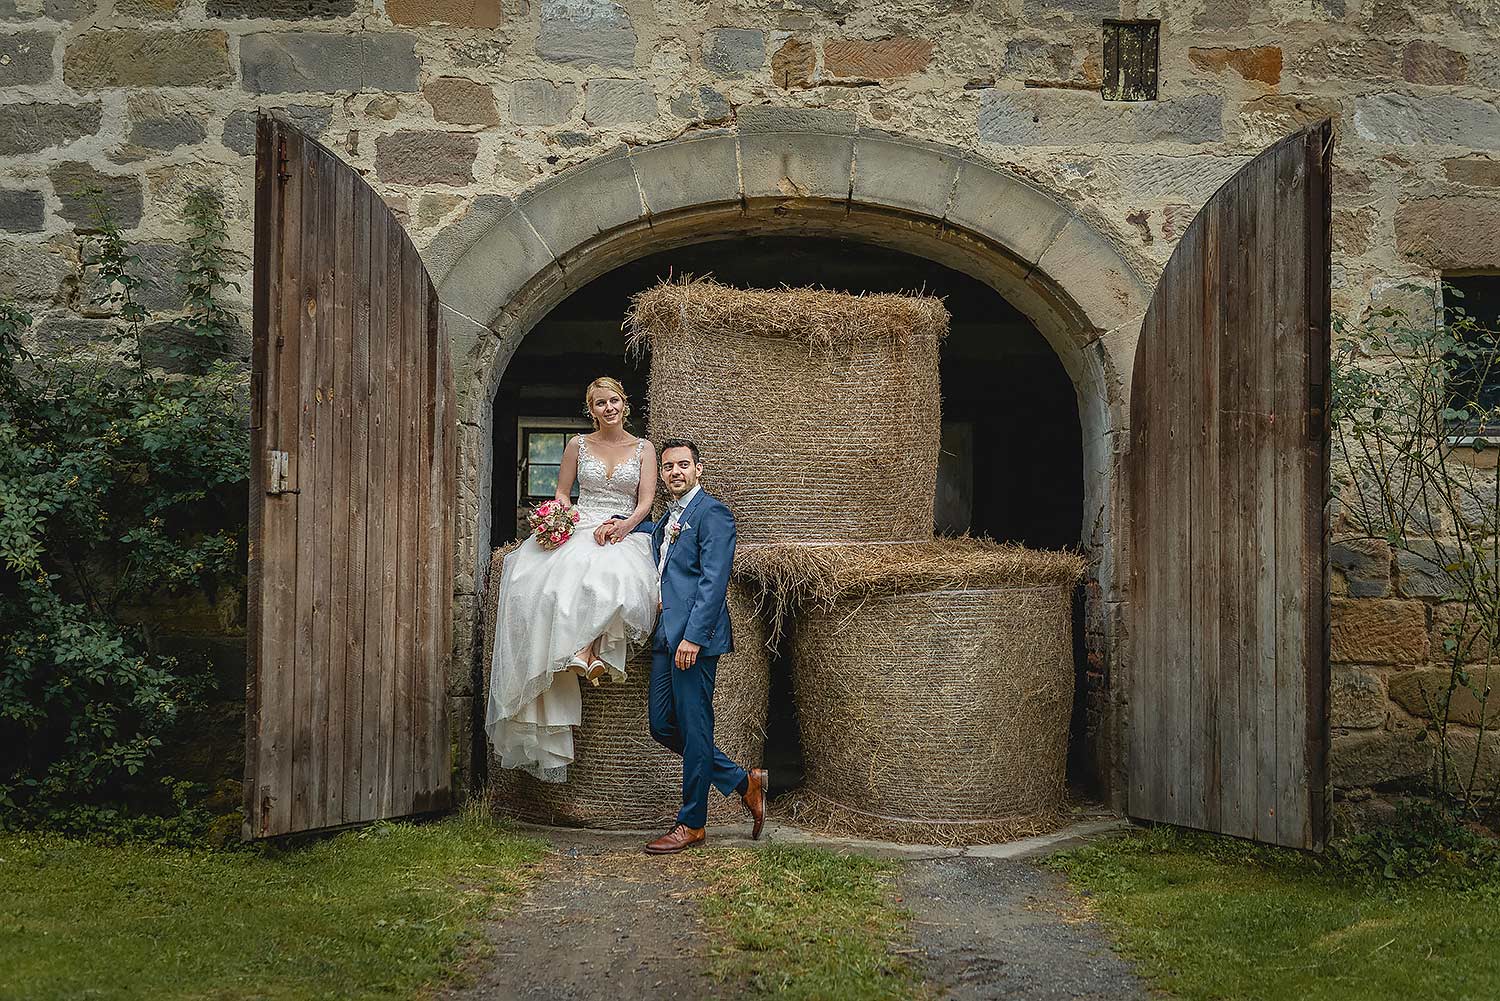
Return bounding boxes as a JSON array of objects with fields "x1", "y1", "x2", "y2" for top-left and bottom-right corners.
[{"x1": 584, "y1": 376, "x2": 631, "y2": 429}]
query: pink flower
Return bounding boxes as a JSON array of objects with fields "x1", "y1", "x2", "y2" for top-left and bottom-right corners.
[
  {"x1": 538, "y1": 501, "x2": 554, "y2": 516},
  {"x1": 550, "y1": 532, "x2": 562, "y2": 543},
  {"x1": 570, "y1": 509, "x2": 580, "y2": 522}
]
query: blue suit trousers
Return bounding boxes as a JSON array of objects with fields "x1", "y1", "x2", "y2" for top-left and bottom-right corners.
[{"x1": 648, "y1": 649, "x2": 748, "y2": 829}]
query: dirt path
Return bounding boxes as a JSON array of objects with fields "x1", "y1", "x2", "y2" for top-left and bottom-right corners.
[
  {"x1": 901, "y1": 856, "x2": 1156, "y2": 1000},
  {"x1": 444, "y1": 826, "x2": 1155, "y2": 1000},
  {"x1": 443, "y1": 839, "x2": 740, "y2": 1001}
]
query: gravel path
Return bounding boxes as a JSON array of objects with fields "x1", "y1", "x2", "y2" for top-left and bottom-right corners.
[{"x1": 900, "y1": 856, "x2": 1157, "y2": 1000}]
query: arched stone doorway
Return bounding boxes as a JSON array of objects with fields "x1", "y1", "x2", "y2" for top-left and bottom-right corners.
[{"x1": 429, "y1": 124, "x2": 1149, "y2": 798}]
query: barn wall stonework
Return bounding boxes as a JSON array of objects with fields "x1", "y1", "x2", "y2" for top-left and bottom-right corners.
[{"x1": 5, "y1": 0, "x2": 1499, "y2": 827}]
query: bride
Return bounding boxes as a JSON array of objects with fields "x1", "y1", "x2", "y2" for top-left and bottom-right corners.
[{"x1": 485, "y1": 377, "x2": 660, "y2": 781}]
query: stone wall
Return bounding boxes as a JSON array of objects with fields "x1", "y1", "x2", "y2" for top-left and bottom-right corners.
[{"x1": 5, "y1": 0, "x2": 1500, "y2": 826}]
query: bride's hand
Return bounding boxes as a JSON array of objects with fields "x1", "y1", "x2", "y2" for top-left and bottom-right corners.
[{"x1": 593, "y1": 520, "x2": 617, "y2": 546}]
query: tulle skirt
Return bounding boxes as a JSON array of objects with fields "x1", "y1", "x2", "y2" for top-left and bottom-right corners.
[{"x1": 484, "y1": 523, "x2": 658, "y2": 782}]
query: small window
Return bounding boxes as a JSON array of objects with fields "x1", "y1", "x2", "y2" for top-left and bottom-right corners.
[
  {"x1": 1102, "y1": 20, "x2": 1159, "y2": 101},
  {"x1": 518, "y1": 421, "x2": 588, "y2": 504},
  {"x1": 1442, "y1": 276, "x2": 1500, "y2": 437}
]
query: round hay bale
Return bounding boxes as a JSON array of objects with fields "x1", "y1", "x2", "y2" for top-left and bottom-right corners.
[
  {"x1": 482, "y1": 546, "x2": 771, "y2": 829},
  {"x1": 627, "y1": 278, "x2": 949, "y2": 545},
  {"x1": 743, "y1": 539, "x2": 1088, "y2": 844}
]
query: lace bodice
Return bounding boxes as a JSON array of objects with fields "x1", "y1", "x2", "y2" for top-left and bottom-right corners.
[{"x1": 575, "y1": 436, "x2": 645, "y2": 524}]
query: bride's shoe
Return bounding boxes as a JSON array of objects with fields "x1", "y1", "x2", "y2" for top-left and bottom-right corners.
[
  {"x1": 566, "y1": 654, "x2": 590, "y2": 678},
  {"x1": 585, "y1": 659, "x2": 610, "y2": 687}
]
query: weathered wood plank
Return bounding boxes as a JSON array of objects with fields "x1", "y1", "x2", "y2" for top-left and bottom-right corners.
[
  {"x1": 1305, "y1": 124, "x2": 1333, "y2": 849},
  {"x1": 343, "y1": 174, "x2": 372, "y2": 823},
  {"x1": 360, "y1": 189, "x2": 389, "y2": 822},
  {"x1": 439, "y1": 291, "x2": 456, "y2": 807},
  {"x1": 1193, "y1": 193, "x2": 1220, "y2": 834},
  {"x1": 324, "y1": 158, "x2": 354, "y2": 826},
  {"x1": 1162, "y1": 221, "x2": 1194, "y2": 825},
  {"x1": 378, "y1": 223, "x2": 404, "y2": 819},
  {"x1": 412, "y1": 264, "x2": 436, "y2": 811},
  {"x1": 246, "y1": 117, "x2": 273, "y2": 836},
  {"x1": 391, "y1": 243, "x2": 420, "y2": 817}
]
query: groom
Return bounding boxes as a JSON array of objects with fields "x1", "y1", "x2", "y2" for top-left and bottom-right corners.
[{"x1": 597, "y1": 438, "x2": 767, "y2": 854}]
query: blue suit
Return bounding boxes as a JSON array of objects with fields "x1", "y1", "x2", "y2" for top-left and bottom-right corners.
[{"x1": 633, "y1": 488, "x2": 746, "y2": 828}]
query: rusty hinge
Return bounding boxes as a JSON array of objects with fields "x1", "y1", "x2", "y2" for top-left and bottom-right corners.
[
  {"x1": 267, "y1": 449, "x2": 297, "y2": 495},
  {"x1": 276, "y1": 136, "x2": 291, "y2": 183}
]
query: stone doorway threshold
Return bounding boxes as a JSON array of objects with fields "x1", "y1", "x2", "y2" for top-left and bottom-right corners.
[{"x1": 502, "y1": 805, "x2": 1131, "y2": 862}]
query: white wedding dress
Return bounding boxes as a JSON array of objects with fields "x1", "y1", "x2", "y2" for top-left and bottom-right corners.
[{"x1": 485, "y1": 437, "x2": 659, "y2": 781}]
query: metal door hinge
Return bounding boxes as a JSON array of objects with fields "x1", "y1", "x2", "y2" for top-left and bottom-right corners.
[{"x1": 276, "y1": 137, "x2": 291, "y2": 183}]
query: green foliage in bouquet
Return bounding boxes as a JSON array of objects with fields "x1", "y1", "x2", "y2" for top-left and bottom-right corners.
[{"x1": 0, "y1": 189, "x2": 249, "y2": 820}]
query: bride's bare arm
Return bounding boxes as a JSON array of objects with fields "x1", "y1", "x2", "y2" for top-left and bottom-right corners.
[
  {"x1": 554, "y1": 435, "x2": 580, "y2": 504},
  {"x1": 620, "y1": 440, "x2": 658, "y2": 533}
]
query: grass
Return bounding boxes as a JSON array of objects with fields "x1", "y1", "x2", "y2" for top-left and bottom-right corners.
[
  {"x1": 0, "y1": 808, "x2": 545, "y2": 1001},
  {"x1": 1047, "y1": 825, "x2": 1500, "y2": 1001},
  {"x1": 698, "y1": 844, "x2": 927, "y2": 1001}
]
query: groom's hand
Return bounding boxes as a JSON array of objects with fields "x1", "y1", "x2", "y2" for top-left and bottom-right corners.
[
  {"x1": 674, "y1": 639, "x2": 701, "y2": 670},
  {"x1": 593, "y1": 519, "x2": 619, "y2": 545}
]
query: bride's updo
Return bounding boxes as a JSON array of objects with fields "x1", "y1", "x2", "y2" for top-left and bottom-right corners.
[{"x1": 584, "y1": 376, "x2": 631, "y2": 429}]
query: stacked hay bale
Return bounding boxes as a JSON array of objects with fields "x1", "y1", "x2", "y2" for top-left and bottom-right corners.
[
  {"x1": 483, "y1": 544, "x2": 770, "y2": 829},
  {"x1": 740, "y1": 540, "x2": 1086, "y2": 844},
  {"x1": 627, "y1": 279, "x2": 947, "y2": 544}
]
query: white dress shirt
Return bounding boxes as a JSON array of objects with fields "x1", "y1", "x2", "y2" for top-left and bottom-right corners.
[{"x1": 657, "y1": 484, "x2": 701, "y2": 576}]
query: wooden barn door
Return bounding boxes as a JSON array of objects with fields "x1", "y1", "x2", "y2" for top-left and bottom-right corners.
[
  {"x1": 245, "y1": 117, "x2": 455, "y2": 839},
  {"x1": 1127, "y1": 120, "x2": 1332, "y2": 850}
]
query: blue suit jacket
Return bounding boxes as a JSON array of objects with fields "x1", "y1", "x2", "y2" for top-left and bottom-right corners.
[{"x1": 633, "y1": 488, "x2": 736, "y2": 657}]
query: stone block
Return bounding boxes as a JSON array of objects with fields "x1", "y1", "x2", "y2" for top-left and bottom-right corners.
[
  {"x1": 823, "y1": 36, "x2": 932, "y2": 79},
  {"x1": 771, "y1": 36, "x2": 815, "y2": 89},
  {"x1": 449, "y1": 593, "x2": 480, "y2": 696},
  {"x1": 738, "y1": 104, "x2": 856, "y2": 135},
  {"x1": 1331, "y1": 667, "x2": 1389, "y2": 730},
  {"x1": 239, "y1": 31, "x2": 421, "y2": 94},
  {"x1": 537, "y1": 0, "x2": 636, "y2": 68},
  {"x1": 703, "y1": 27, "x2": 765, "y2": 78},
  {"x1": 34, "y1": 315, "x2": 121, "y2": 351},
  {"x1": 629, "y1": 131, "x2": 738, "y2": 215},
  {"x1": 1444, "y1": 158, "x2": 1500, "y2": 188},
  {"x1": 1330, "y1": 726, "x2": 1431, "y2": 789},
  {"x1": 0, "y1": 31, "x2": 55, "y2": 87},
  {"x1": 1187, "y1": 46, "x2": 1282, "y2": 86},
  {"x1": 517, "y1": 145, "x2": 644, "y2": 258},
  {"x1": 415, "y1": 192, "x2": 464, "y2": 230},
  {"x1": 51, "y1": 162, "x2": 143, "y2": 229},
  {"x1": 424, "y1": 193, "x2": 516, "y2": 287},
  {"x1": 1402, "y1": 40, "x2": 1466, "y2": 85},
  {"x1": 1003, "y1": 37, "x2": 1075, "y2": 80},
  {"x1": 116, "y1": 0, "x2": 183, "y2": 18},
  {"x1": 945, "y1": 159, "x2": 1073, "y2": 265},
  {"x1": 448, "y1": 696, "x2": 476, "y2": 801},
  {"x1": 1388, "y1": 668, "x2": 1495, "y2": 727},
  {"x1": 979, "y1": 90, "x2": 1223, "y2": 145},
  {"x1": 1431, "y1": 602, "x2": 1496, "y2": 664},
  {"x1": 1354, "y1": 93, "x2": 1500, "y2": 148},
  {"x1": 0, "y1": 242, "x2": 69, "y2": 305},
  {"x1": 433, "y1": 201, "x2": 556, "y2": 332},
  {"x1": 206, "y1": 0, "x2": 354, "y2": 15},
  {"x1": 583, "y1": 78, "x2": 657, "y2": 126},
  {"x1": 0, "y1": 190, "x2": 44, "y2": 233},
  {"x1": 0, "y1": 101, "x2": 100, "y2": 156},
  {"x1": 375, "y1": 130, "x2": 478, "y2": 186},
  {"x1": 1022, "y1": 0, "x2": 1115, "y2": 14},
  {"x1": 1330, "y1": 538, "x2": 1391, "y2": 598},
  {"x1": 83, "y1": 240, "x2": 186, "y2": 312},
  {"x1": 851, "y1": 132, "x2": 961, "y2": 218},
  {"x1": 222, "y1": 104, "x2": 332, "y2": 155},
  {"x1": 1396, "y1": 196, "x2": 1500, "y2": 269},
  {"x1": 739, "y1": 128, "x2": 853, "y2": 201},
  {"x1": 1290, "y1": 39, "x2": 1401, "y2": 82},
  {"x1": 63, "y1": 29, "x2": 231, "y2": 89},
  {"x1": 1330, "y1": 597, "x2": 1428, "y2": 665},
  {"x1": 512, "y1": 79, "x2": 577, "y2": 125},
  {"x1": 1033, "y1": 214, "x2": 1149, "y2": 331},
  {"x1": 424, "y1": 76, "x2": 500, "y2": 126},
  {"x1": 114, "y1": 93, "x2": 206, "y2": 162},
  {"x1": 1394, "y1": 540, "x2": 1471, "y2": 600},
  {"x1": 387, "y1": 0, "x2": 503, "y2": 28}
]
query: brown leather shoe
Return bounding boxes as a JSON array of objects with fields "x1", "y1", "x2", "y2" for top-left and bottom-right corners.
[
  {"x1": 644, "y1": 823, "x2": 706, "y2": 855},
  {"x1": 743, "y1": 768, "x2": 768, "y2": 840}
]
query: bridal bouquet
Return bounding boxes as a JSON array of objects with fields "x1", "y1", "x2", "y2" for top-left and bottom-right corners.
[{"x1": 528, "y1": 499, "x2": 581, "y2": 550}]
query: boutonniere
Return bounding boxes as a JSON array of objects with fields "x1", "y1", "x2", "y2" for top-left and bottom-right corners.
[{"x1": 669, "y1": 521, "x2": 688, "y2": 543}]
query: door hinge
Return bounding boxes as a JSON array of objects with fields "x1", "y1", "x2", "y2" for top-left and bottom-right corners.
[
  {"x1": 276, "y1": 136, "x2": 291, "y2": 183},
  {"x1": 267, "y1": 449, "x2": 297, "y2": 494}
]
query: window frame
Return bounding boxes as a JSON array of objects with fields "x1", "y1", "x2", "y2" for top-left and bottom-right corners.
[
  {"x1": 517, "y1": 418, "x2": 591, "y2": 505},
  {"x1": 1440, "y1": 274, "x2": 1500, "y2": 443}
]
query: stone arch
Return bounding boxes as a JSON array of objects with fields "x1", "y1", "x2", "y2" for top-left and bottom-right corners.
[{"x1": 432, "y1": 121, "x2": 1149, "y2": 796}]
